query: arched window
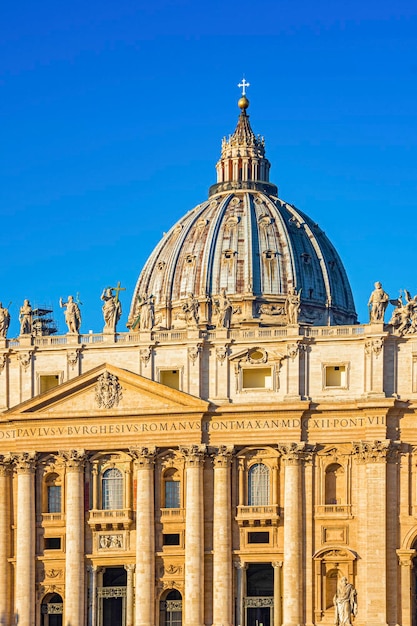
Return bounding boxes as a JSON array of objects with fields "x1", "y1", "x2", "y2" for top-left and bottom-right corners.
[
  {"x1": 45, "y1": 473, "x2": 61, "y2": 513},
  {"x1": 160, "y1": 589, "x2": 182, "y2": 626},
  {"x1": 102, "y1": 468, "x2": 123, "y2": 510},
  {"x1": 248, "y1": 463, "x2": 270, "y2": 506},
  {"x1": 164, "y1": 468, "x2": 180, "y2": 509},
  {"x1": 325, "y1": 463, "x2": 344, "y2": 505}
]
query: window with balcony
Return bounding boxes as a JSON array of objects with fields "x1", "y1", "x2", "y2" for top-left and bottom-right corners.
[
  {"x1": 48, "y1": 485, "x2": 62, "y2": 513},
  {"x1": 44, "y1": 472, "x2": 62, "y2": 514},
  {"x1": 102, "y1": 468, "x2": 123, "y2": 510},
  {"x1": 325, "y1": 463, "x2": 344, "y2": 505},
  {"x1": 248, "y1": 463, "x2": 270, "y2": 506},
  {"x1": 164, "y1": 469, "x2": 181, "y2": 508}
]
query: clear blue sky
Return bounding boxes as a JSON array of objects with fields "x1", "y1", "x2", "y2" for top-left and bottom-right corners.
[{"x1": 1, "y1": 0, "x2": 416, "y2": 335}]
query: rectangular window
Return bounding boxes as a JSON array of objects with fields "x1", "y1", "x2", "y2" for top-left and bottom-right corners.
[
  {"x1": 47, "y1": 485, "x2": 61, "y2": 513},
  {"x1": 165, "y1": 481, "x2": 180, "y2": 508},
  {"x1": 160, "y1": 370, "x2": 180, "y2": 390},
  {"x1": 45, "y1": 537, "x2": 61, "y2": 550},
  {"x1": 325, "y1": 365, "x2": 347, "y2": 388},
  {"x1": 248, "y1": 531, "x2": 270, "y2": 544},
  {"x1": 163, "y1": 533, "x2": 180, "y2": 546},
  {"x1": 242, "y1": 367, "x2": 272, "y2": 390},
  {"x1": 40, "y1": 375, "x2": 60, "y2": 394}
]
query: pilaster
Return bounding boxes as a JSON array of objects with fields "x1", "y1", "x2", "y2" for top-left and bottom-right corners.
[{"x1": 0, "y1": 456, "x2": 13, "y2": 625}]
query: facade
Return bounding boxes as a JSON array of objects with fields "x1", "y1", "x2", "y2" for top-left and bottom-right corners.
[{"x1": 1, "y1": 93, "x2": 417, "y2": 626}]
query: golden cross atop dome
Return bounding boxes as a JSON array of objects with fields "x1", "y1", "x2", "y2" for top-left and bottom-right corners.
[{"x1": 238, "y1": 78, "x2": 250, "y2": 96}]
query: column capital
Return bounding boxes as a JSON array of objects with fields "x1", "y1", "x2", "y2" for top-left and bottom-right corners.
[
  {"x1": 234, "y1": 561, "x2": 248, "y2": 571},
  {"x1": 212, "y1": 445, "x2": 234, "y2": 468},
  {"x1": 272, "y1": 561, "x2": 283, "y2": 568},
  {"x1": 58, "y1": 449, "x2": 87, "y2": 471},
  {"x1": 180, "y1": 444, "x2": 206, "y2": 467},
  {"x1": 0, "y1": 453, "x2": 14, "y2": 476},
  {"x1": 353, "y1": 439, "x2": 398, "y2": 463},
  {"x1": 13, "y1": 451, "x2": 37, "y2": 473},
  {"x1": 277, "y1": 442, "x2": 309, "y2": 464},
  {"x1": 125, "y1": 563, "x2": 136, "y2": 573},
  {"x1": 397, "y1": 549, "x2": 417, "y2": 567},
  {"x1": 130, "y1": 445, "x2": 157, "y2": 468}
]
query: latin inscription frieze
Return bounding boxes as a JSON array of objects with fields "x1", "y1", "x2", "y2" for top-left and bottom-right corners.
[{"x1": 0, "y1": 415, "x2": 385, "y2": 441}]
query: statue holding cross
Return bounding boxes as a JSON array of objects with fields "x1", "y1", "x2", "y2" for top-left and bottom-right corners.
[{"x1": 101, "y1": 281, "x2": 125, "y2": 333}]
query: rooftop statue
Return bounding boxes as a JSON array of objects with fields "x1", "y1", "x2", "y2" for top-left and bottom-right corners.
[
  {"x1": 0, "y1": 302, "x2": 10, "y2": 338},
  {"x1": 59, "y1": 295, "x2": 81, "y2": 334},
  {"x1": 101, "y1": 283, "x2": 124, "y2": 334},
  {"x1": 138, "y1": 294, "x2": 155, "y2": 331},
  {"x1": 285, "y1": 287, "x2": 301, "y2": 325},
  {"x1": 214, "y1": 289, "x2": 233, "y2": 329},
  {"x1": 368, "y1": 281, "x2": 389, "y2": 323},
  {"x1": 19, "y1": 299, "x2": 33, "y2": 336},
  {"x1": 389, "y1": 289, "x2": 417, "y2": 336}
]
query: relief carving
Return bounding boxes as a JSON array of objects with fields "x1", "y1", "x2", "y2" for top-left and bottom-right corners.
[
  {"x1": 95, "y1": 371, "x2": 122, "y2": 409},
  {"x1": 99, "y1": 534, "x2": 123, "y2": 549},
  {"x1": 17, "y1": 351, "x2": 33, "y2": 371},
  {"x1": 140, "y1": 347, "x2": 152, "y2": 364},
  {"x1": 66, "y1": 349, "x2": 80, "y2": 369}
]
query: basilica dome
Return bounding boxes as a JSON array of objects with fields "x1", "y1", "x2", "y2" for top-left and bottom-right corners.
[{"x1": 128, "y1": 98, "x2": 357, "y2": 329}]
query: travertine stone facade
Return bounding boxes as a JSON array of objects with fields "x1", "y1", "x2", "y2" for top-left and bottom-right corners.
[{"x1": 2, "y1": 93, "x2": 417, "y2": 626}]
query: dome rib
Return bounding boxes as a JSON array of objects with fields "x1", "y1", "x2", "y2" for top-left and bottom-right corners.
[{"x1": 129, "y1": 101, "x2": 357, "y2": 329}]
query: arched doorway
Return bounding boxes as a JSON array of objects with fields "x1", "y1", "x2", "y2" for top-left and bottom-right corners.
[
  {"x1": 98, "y1": 567, "x2": 127, "y2": 626},
  {"x1": 245, "y1": 563, "x2": 274, "y2": 626},
  {"x1": 41, "y1": 593, "x2": 63, "y2": 626},
  {"x1": 160, "y1": 589, "x2": 182, "y2": 626}
]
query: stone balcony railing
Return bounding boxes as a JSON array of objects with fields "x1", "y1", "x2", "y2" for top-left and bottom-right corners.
[
  {"x1": 1, "y1": 323, "x2": 374, "y2": 349},
  {"x1": 315, "y1": 504, "x2": 352, "y2": 518},
  {"x1": 159, "y1": 507, "x2": 185, "y2": 523},
  {"x1": 37, "y1": 512, "x2": 66, "y2": 526},
  {"x1": 236, "y1": 504, "x2": 280, "y2": 527},
  {"x1": 88, "y1": 508, "x2": 133, "y2": 530}
]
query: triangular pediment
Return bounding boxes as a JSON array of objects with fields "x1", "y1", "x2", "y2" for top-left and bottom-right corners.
[{"x1": 4, "y1": 363, "x2": 209, "y2": 418}]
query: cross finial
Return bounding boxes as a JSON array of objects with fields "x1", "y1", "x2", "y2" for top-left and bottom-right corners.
[{"x1": 238, "y1": 78, "x2": 250, "y2": 96}]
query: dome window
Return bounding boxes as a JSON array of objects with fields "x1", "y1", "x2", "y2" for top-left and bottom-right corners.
[
  {"x1": 223, "y1": 249, "x2": 236, "y2": 260},
  {"x1": 263, "y1": 250, "x2": 276, "y2": 261},
  {"x1": 301, "y1": 253, "x2": 311, "y2": 264},
  {"x1": 185, "y1": 255, "x2": 195, "y2": 265}
]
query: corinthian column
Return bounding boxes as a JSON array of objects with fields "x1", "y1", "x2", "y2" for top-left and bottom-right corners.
[
  {"x1": 181, "y1": 444, "x2": 206, "y2": 626},
  {"x1": 213, "y1": 445, "x2": 234, "y2": 626},
  {"x1": 61, "y1": 449, "x2": 87, "y2": 626},
  {"x1": 278, "y1": 443, "x2": 306, "y2": 626},
  {"x1": 14, "y1": 451, "x2": 37, "y2": 626},
  {"x1": 130, "y1": 446, "x2": 156, "y2": 626},
  {"x1": 0, "y1": 456, "x2": 12, "y2": 624}
]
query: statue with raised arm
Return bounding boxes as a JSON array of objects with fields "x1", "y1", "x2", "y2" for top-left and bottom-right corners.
[
  {"x1": 333, "y1": 576, "x2": 357, "y2": 626},
  {"x1": 59, "y1": 295, "x2": 81, "y2": 334},
  {"x1": 0, "y1": 302, "x2": 10, "y2": 338},
  {"x1": 19, "y1": 299, "x2": 33, "y2": 335},
  {"x1": 101, "y1": 286, "x2": 122, "y2": 333},
  {"x1": 368, "y1": 281, "x2": 389, "y2": 323},
  {"x1": 285, "y1": 286, "x2": 301, "y2": 325},
  {"x1": 183, "y1": 293, "x2": 199, "y2": 327}
]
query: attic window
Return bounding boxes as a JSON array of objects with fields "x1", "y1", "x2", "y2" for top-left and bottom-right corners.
[
  {"x1": 324, "y1": 365, "x2": 348, "y2": 389},
  {"x1": 40, "y1": 375, "x2": 60, "y2": 394},
  {"x1": 160, "y1": 369, "x2": 181, "y2": 391},
  {"x1": 242, "y1": 367, "x2": 272, "y2": 390}
]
